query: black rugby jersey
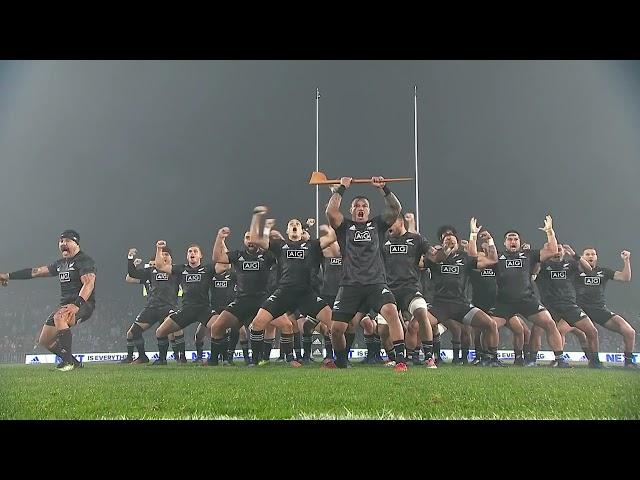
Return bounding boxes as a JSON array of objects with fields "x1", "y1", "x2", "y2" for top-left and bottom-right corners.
[
  {"x1": 210, "y1": 269, "x2": 237, "y2": 308},
  {"x1": 574, "y1": 266, "x2": 616, "y2": 308},
  {"x1": 382, "y1": 231, "x2": 430, "y2": 291},
  {"x1": 425, "y1": 251, "x2": 477, "y2": 304},
  {"x1": 469, "y1": 268, "x2": 497, "y2": 307},
  {"x1": 492, "y1": 249, "x2": 541, "y2": 303},
  {"x1": 227, "y1": 249, "x2": 276, "y2": 296},
  {"x1": 48, "y1": 251, "x2": 96, "y2": 305},
  {"x1": 335, "y1": 215, "x2": 392, "y2": 286},
  {"x1": 170, "y1": 263, "x2": 215, "y2": 308},
  {"x1": 536, "y1": 258, "x2": 580, "y2": 307},
  {"x1": 268, "y1": 238, "x2": 323, "y2": 289},
  {"x1": 320, "y1": 256, "x2": 343, "y2": 296},
  {"x1": 128, "y1": 259, "x2": 179, "y2": 309}
]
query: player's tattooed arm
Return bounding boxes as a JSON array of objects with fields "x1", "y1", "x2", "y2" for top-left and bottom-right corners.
[
  {"x1": 1, "y1": 266, "x2": 51, "y2": 285},
  {"x1": 326, "y1": 178, "x2": 350, "y2": 229},
  {"x1": 373, "y1": 176, "x2": 401, "y2": 225}
]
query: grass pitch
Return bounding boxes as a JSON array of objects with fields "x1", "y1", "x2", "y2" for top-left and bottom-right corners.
[{"x1": 0, "y1": 362, "x2": 638, "y2": 419}]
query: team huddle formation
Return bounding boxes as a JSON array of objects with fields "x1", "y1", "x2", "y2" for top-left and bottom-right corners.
[{"x1": 0, "y1": 175, "x2": 637, "y2": 372}]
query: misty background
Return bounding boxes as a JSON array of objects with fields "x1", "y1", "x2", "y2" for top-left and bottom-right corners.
[{"x1": 1, "y1": 60, "x2": 639, "y2": 350}]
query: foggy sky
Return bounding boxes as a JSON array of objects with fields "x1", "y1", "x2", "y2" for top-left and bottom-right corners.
[{"x1": 0, "y1": 60, "x2": 638, "y2": 313}]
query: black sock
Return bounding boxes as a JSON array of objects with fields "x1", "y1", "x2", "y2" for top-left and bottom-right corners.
[
  {"x1": 393, "y1": 340, "x2": 406, "y2": 363},
  {"x1": 240, "y1": 339, "x2": 250, "y2": 361},
  {"x1": 293, "y1": 332, "x2": 302, "y2": 360},
  {"x1": 195, "y1": 340, "x2": 204, "y2": 360},
  {"x1": 452, "y1": 341, "x2": 461, "y2": 361},
  {"x1": 488, "y1": 346, "x2": 498, "y2": 361},
  {"x1": 174, "y1": 334, "x2": 186, "y2": 360},
  {"x1": 281, "y1": 333, "x2": 294, "y2": 362},
  {"x1": 372, "y1": 334, "x2": 381, "y2": 358},
  {"x1": 157, "y1": 337, "x2": 169, "y2": 361},
  {"x1": 433, "y1": 337, "x2": 441, "y2": 362},
  {"x1": 227, "y1": 328, "x2": 239, "y2": 361},
  {"x1": 462, "y1": 348, "x2": 469, "y2": 363},
  {"x1": 345, "y1": 332, "x2": 355, "y2": 357},
  {"x1": 54, "y1": 329, "x2": 75, "y2": 364},
  {"x1": 302, "y1": 334, "x2": 313, "y2": 359},
  {"x1": 422, "y1": 340, "x2": 434, "y2": 360},
  {"x1": 169, "y1": 339, "x2": 178, "y2": 361},
  {"x1": 134, "y1": 337, "x2": 146, "y2": 357},
  {"x1": 364, "y1": 334, "x2": 374, "y2": 358},
  {"x1": 126, "y1": 339, "x2": 135, "y2": 360},
  {"x1": 324, "y1": 335, "x2": 334, "y2": 359},
  {"x1": 263, "y1": 338, "x2": 274, "y2": 362},
  {"x1": 249, "y1": 328, "x2": 264, "y2": 364},
  {"x1": 514, "y1": 349, "x2": 524, "y2": 361},
  {"x1": 553, "y1": 350, "x2": 564, "y2": 361},
  {"x1": 582, "y1": 345, "x2": 592, "y2": 361},
  {"x1": 209, "y1": 337, "x2": 225, "y2": 364},
  {"x1": 410, "y1": 348, "x2": 420, "y2": 362},
  {"x1": 624, "y1": 352, "x2": 634, "y2": 365},
  {"x1": 387, "y1": 349, "x2": 397, "y2": 362},
  {"x1": 335, "y1": 349, "x2": 348, "y2": 368}
]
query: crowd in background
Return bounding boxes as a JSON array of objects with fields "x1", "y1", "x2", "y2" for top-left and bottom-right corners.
[{"x1": 1, "y1": 289, "x2": 637, "y2": 362}]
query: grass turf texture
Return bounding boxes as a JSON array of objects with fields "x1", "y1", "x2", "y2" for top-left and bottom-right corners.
[{"x1": 0, "y1": 362, "x2": 638, "y2": 419}]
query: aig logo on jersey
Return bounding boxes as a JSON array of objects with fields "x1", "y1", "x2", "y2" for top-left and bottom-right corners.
[
  {"x1": 390, "y1": 245, "x2": 408, "y2": 254},
  {"x1": 481, "y1": 269, "x2": 495, "y2": 277},
  {"x1": 330, "y1": 257, "x2": 342, "y2": 266},
  {"x1": 214, "y1": 280, "x2": 228, "y2": 288},
  {"x1": 353, "y1": 230, "x2": 372, "y2": 242},
  {"x1": 243, "y1": 261, "x2": 259, "y2": 271},
  {"x1": 58, "y1": 272, "x2": 70, "y2": 282},
  {"x1": 155, "y1": 272, "x2": 169, "y2": 281},
  {"x1": 186, "y1": 274, "x2": 202, "y2": 283},
  {"x1": 441, "y1": 265, "x2": 459, "y2": 275},
  {"x1": 286, "y1": 250, "x2": 304, "y2": 259},
  {"x1": 506, "y1": 259, "x2": 523, "y2": 268},
  {"x1": 550, "y1": 271, "x2": 567, "y2": 279},
  {"x1": 585, "y1": 277, "x2": 601, "y2": 285}
]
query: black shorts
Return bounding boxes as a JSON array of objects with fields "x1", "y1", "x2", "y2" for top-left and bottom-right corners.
[
  {"x1": 429, "y1": 301, "x2": 477, "y2": 326},
  {"x1": 210, "y1": 304, "x2": 232, "y2": 316},
  {"x1": 547, "y1": 305, "x2": 587, "y2": 326},
  {"x1": 320, "y1": 295, "x2": 336, "y2": 311},
  {"x1": 168, "y1": 306, "x2": 211, "y2": 329},
  {"x1": 491, "y1": 299, "x2": 546, "y2": 320},
  {"x1": 262, "y1": 287, "x2": 328, "y2": 320},
  {"x1": 224, "y1": 295, "x2": 267, "y2": 327},
  {"x1": 45, "y1": 302, "x2": 95, "y2": 326},
  {"x1": 393, "y1": 287, "x2": 427, "y2": 314},
  {"x1": 134, "y1": 306, "x2": 176, "y2": 326},
  {"x1": 332, "y1": 284, "x2": 396, "y2": 323},
  {"x1": 580, "y1": 306, "x2": 616, "y2": 326}
]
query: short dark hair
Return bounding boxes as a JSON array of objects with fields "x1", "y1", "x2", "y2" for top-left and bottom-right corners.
[
  {"x1": 187, "y1": 243, "x2": 202, "y2": 253},
  {"x1": 582, "y1": 246, "x2": 597, "y2": 253},
  {"x1": 351, "y1": 195, "x2": 370, "y2": 207},
  {"x1": 437, "y1": 225, "x2": 458, "y2": 242},
  {"x1": 504, "y1": 230, "x2": 520, "y2": 240}
]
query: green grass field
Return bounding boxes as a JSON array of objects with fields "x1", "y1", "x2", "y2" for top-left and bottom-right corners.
[{"x1": 1, "y1": 362, "x2": 638, "y2": 419}]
